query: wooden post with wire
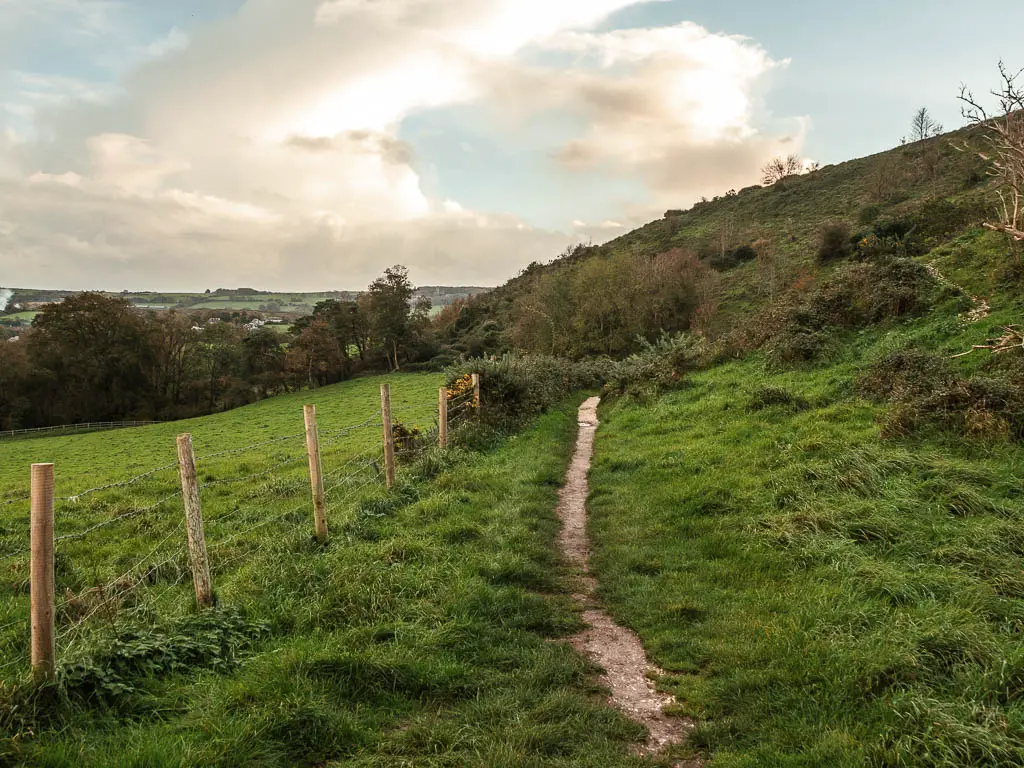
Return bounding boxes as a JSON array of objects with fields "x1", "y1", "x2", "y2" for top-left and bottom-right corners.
[
  {"x1": 439, "y1": 387, "x2": 448, "y2": 449},
  {"x1": 30, "y1": 462, "x2": 55, "y2": 683},
  {"x1": 176, "y1": 434, "x2": 213, "y2": 608},
  {"x1": 472, "y1": 373, "x2": 481, "y2": 419},
  {"x1": 380, "y1": 383, "x2": 396, "y2": 488},
  {"x1": 303, "y1": 404, "x2": 329, "y2": 542}
]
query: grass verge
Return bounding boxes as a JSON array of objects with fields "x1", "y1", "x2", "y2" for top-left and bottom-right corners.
[{"x1": 589, "y1": 346, "x2": 1024, "y2": 767}]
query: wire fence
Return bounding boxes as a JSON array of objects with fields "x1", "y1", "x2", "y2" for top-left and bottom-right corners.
[
  {"x1": 0, "y1": 377, "x2": 481, "y2": 681},
  {"x1": 0, "y1": 421, "x2": 162, "y2": 441}
]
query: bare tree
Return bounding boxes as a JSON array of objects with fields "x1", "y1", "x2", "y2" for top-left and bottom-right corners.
[
  {"x1": 909, "y1": 107, "x2": 943, "y2": 143},
  {"x1": 761, "y1": 154, "x2": 803, "y2": 185},
  {"x1": 958, "y1": 62, "x2": 1024, "y2": 242}
]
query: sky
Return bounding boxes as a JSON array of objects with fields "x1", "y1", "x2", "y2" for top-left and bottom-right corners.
[{"x1": 1, "y1": 0, "x2": 1022, "y2": 292}]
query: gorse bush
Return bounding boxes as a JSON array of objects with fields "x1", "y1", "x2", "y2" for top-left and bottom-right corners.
[
  {"x1": 445, "y1": 354, "x2": 605, "y2": 427},
  {"x1": 758, "y1": 256, "x2": 937, "y2": 367},
  {"x1": 860, "y1": 349, "x2": 1024, "y2": 442},
  {"x1": 605, "y1": 332, "x2": 708, "y2": 401}
]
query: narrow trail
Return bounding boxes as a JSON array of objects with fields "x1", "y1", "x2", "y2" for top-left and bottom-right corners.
[
  {"x1": 926, "y1": 260, "x2": 991, "y2": 323},
  {"x1": 558, "y1": 397, "x2": 698, "y2": 762}
]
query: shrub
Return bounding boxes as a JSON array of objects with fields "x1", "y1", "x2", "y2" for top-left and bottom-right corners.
[
  {"x1": 605, "y1": 332, "x2": 708, "y2": 400},
  {"x1": 881, "y1": 376, "x2": 1024, "y2": 442},
  {"x1": 755, "y1": 257, "x2": 936, "y2": 368},
  {"x1": 445, "y1": 354, "x2": 606, "y2": 428},
  {"x1": 856, "y1": 350, "x2": 956, "y2": 402},
  {"x1": 817, "y1": 222, "x2": 852, "y2": 263},
  {"x1": 861, "y1": 351, "x2": 1024, "y2": 442},
  {"x1": 858, "y1": 204, "x2": 883, "y2": 226},
  {"x1": 708, "y1": 244, "x2": 758, "y2": 271},
  {"x1": 748, "y1": 386, "x2": 810, "y2": 412}
]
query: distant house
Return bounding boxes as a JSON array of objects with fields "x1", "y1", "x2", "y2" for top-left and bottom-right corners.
[
  {"x1": 8, "y1": 336, "x2": 19, "y2": 343},
  {"x1": 244, "y1": 319, "x2": 266, "y2": 332},
  {"x1": 266, "y1": 317, "x2": 284, "y2": 324},
  {"x1": 206, "y1": 317, "x2": 221, "y2": 325}
]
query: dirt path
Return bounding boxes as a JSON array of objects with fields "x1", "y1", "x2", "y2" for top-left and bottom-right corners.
[
  {"x1": 558, "y1": 397, "x2": 698, "y2": 762},
  {"x1": 926, "y1": 260, "x2": 990, "y2": 323}
]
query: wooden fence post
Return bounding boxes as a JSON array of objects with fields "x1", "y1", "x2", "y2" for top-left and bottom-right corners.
[
  {"x1": 438, "y1": 387, "x2": 448, "y2": 449},
  {"x1": 30, "y1": 463, "x2": 55, "y2": 683},
  {"x1": 380, "y1": 383, "x2": 396, "y2": 488},
  {"x1": 176, "y1": 434, "x2": 213, "y2": 608},
  {"x1": 303, "y1": 405, "x2": 329, "y2": 542},
  {"x1": 472, "y1": 373, "x2": 481, "y2": 418}
]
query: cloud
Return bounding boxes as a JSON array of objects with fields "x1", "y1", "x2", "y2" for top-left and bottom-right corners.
[
  {"x1": 481, "y1": 22, "x2": 804, "y2": 207},
  {"x1": 0, "y1": 1, "x2": 804, "y2": 290}
]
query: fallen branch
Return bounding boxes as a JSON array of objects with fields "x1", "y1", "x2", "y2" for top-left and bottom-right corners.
[{"x1": 951, "y1": 325, "x2": 1024, "y2": 358}]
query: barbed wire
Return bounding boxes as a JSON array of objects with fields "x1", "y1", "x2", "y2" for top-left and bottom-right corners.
[
  {"x1": 321, "y1": 413, "x2": 381, "y2": 446},
  {"x1": 0, "y1": 395, "x2": 468, "y2": 663},
  {"x1": 198, "y1": 451, "x2": 308, "y2": 491},
  {"x1": 54, "y1": 490, "x2": 181, "y2": 545},
  {"x1": 193, "y1": 431, "x2": 306, "y2": 463},
  {"x1": 322, "y1": 445, "x2": 380, "y2": 481},
  {"x1": 56, "y1": 460, "x2": 180, "y2": 503}
]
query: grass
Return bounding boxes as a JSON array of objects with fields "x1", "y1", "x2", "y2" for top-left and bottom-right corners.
[
  {"x1": 0, "y1": 378, "x2": 661, "y2": 767},
  {"x1": 0, "y1": 374, "x2": 442, "y2": 675},
  {"x1": 587, "y1": 309, "x2": 1024, "y2": 766}
]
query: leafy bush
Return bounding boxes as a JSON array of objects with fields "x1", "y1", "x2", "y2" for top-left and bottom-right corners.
[
  {"x1": 856, "y1": 349, "x2": 957, "y2": 401},
  {"x1": 860, "y1": 350, "x2": 1024, "y2": 442},
  {"x1": 817, "y1": 222, "x2": 853, "y2": 263},
  {"x1": 605, "y1": 332, "x2": 708, "y2": 401},
  {"x1": 708, "y1": 244, "x2": 758, "y2": 271},
  {"x1": 445, "y1": 354, "x2": 605, "y2": 427}
]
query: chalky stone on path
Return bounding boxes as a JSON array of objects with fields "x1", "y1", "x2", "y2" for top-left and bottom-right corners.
[{"x1": 558, "y1": 397, "x2": 700, "y2": 762}]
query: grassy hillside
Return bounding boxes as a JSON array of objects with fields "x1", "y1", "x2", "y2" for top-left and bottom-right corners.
[
  {"x1": 582, "y1": 251, "x2": 1024, "y2": 764},
  {"x1": 440, "y1": 123, "x2": 1007, "y2": 355}
]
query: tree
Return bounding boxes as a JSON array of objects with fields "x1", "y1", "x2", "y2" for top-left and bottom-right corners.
[
  {"x1": 26, "y1": 293, "x2": 160, "y2": 423},
  {"x1": 761, "y1": 154, "x2": 804, "y2": 185},
  {"x1": 909, "y1": 107, "x2": 944, "y2": 143},
  {"x1": 243, "y1": 328, "x2": 286, "y2": 396},
  {"x1": 365, "y1": 266, "x2": 415, "y2": 371},
  {"x1": 286, "y1": 320, "x2": 343, "y2": 388},
  {"x1": 958, "y1": 62, "x2": 1024, "y2": 243}
]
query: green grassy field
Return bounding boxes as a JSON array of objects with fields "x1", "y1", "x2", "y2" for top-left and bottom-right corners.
[
  {"x1": 0, "y1": 374, "x2": 442, "y2": 681},
  {"x1": 588, "y1": 306, "x2": 1024, "y2": 766},
  {"x1": 0, "y1": 377, "x2": 667, "y2": 767},
  {"x1": 0, "y1": 312, "x2": 38, "y2": 323}
]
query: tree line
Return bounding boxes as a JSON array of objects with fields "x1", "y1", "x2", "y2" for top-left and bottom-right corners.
[{"x1": 0, "y1": 266, "x2": 438, "y2": 430}]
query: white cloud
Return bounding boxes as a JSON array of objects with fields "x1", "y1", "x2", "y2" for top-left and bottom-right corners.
[{"x1": 0, "y1": 1, "x2": 804, "y2": 290}]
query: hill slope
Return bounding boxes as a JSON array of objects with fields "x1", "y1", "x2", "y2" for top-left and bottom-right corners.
[{"x1": 438, "y1": 123, "x2": 1010, "y2": 357}]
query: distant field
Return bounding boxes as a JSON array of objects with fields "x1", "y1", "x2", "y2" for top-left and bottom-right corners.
[{"x1": 1, "y1": 312, "x2": 38, "y2": 322}]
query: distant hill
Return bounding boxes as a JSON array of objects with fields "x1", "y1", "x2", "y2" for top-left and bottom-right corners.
[{"x1": 0, "y1": 285, "x2": 492, "y2": 325}]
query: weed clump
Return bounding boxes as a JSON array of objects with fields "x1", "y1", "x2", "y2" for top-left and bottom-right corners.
[{"x1": 748, "y1": 386, "x2": 810, "y2": 412}]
